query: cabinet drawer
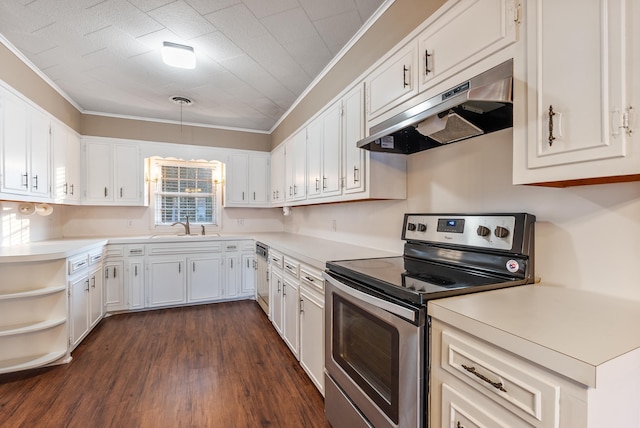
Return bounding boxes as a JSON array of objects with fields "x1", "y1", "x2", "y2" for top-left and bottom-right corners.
[
  {"x1": 68, "y1": 254, "x2": 89, "y2": 275},
  {"x1": 300, "y1": 265, "x2": 324, "y2": 293},
  {"x1": 269, "y1": 250, "x2": 283, "y2": 270},
  {"x1": 89, "y1": 249, "x2": 103, "y2": 265},
  {"x1": 283, "y1": 257, "x2": 300, "y2": 278},
  {"x1": 127, "y1": 246, "x2": 145, "y2": 257},
  {"x1": 147, "y1": 242, "x2": 222, "y2": 255},
  {"x1": 441, "y1": 383, "x2": 520, "y2": 428},
  {"x1": 440, "y1": 329, "x2": 559, "y2": 426}
]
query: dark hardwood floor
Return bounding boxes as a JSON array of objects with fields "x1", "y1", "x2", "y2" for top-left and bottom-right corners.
[{"x1": 0, "y1": 301, "x2": 331, "y2": 428}]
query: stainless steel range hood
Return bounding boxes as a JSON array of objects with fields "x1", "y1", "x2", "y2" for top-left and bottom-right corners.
[{"x1": 358, "y1": 59, "x2": 513, "y2": 154}]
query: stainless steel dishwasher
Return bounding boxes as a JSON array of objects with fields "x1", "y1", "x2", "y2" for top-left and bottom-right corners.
[{"x1": 255, "y1": 242, "x2": 269, "y2": 315}]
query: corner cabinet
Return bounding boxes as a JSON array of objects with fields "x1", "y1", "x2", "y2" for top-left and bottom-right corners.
[
  {"x1": 83, "y1": 138, "x2": 145, "y2": 205},
  {"x1": 224, "y1": 151, "x2": 270, "y2": 207},
  {"x1": 51, "y1": 121, "x2": 81, "y2": 204},
  {"x1": 513, "y1": 0, "x2": 640, "y2": 186}
]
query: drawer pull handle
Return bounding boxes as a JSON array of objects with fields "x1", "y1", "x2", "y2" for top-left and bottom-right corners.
[
  {"x1": 461, "y1": 364, "x2": 507, "y2": 392},
  {"x1": 304, "y1": 276, "x2": 314, "y2": 282},
  {"x1": 456, "y1": 422, "x2": 464, "y2": 428}
]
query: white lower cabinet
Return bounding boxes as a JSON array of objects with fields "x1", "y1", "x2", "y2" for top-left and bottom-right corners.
[
  {"x1": 299, "y1": 266, "x2": 325, "y2": 396},
  {"x1": 104, "y1": 260, "x2": 125, "y2": 311},
  {"x1": 241, "y1": 253, "x2": 257, "y2": 296},
  {"x1": 430, "y1": 319, "x2": 582, "y2": 428},
  {"x1": 188, "y1": 254, "x2": 223, "y2": 302},
  {"x1": 69, "y1": 274, "x2": 90, "y2": 350},
  {"x1": 88, "y1": 265, "x2": 103, "y2": 329},
  {"x1": 128, "y1": 259, "x2": 145, "y2": 310},
  {"x1": 147, "y1": 256, "x2": 187, "y2": 307},
  {"x1": 268, "y1": 249, "x2": 325, "y2": 395}
]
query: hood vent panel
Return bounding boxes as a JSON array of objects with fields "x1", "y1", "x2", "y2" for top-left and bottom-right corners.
[{"x1": 358, "y1": 59, "x2": 513, "y2": 155}]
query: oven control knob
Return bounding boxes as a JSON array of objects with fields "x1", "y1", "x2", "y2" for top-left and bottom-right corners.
[
  {"x1": 494, "y1": 226, "x2": 510, "y2": 238},
  {"x1": 407, "y1": 222, "x2": 417, "y2": 231},
  {"x1": 476, "y1": 225, "x2": 491, "y2": 237},
  {"x1": 417, "y1": 223, "x2": 427, "y2": 232}
]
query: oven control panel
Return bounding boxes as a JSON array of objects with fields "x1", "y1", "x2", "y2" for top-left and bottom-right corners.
[{"x1": 403, "y1": 214, "x2": 517, "y2": 251}]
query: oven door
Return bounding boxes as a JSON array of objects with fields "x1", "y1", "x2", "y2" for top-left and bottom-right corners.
[{"x1": 324, "y1": 271, "x2": 425, "y2": 428}]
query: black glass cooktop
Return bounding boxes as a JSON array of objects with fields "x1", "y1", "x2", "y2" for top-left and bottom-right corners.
[{"x1": 326, "y1": 256, "x2": 522, "y2": 305}]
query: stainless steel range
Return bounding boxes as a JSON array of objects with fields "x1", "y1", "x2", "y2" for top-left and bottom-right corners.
[{"x1": 323, "y1": 213, "x2": 536, "y2": 428}]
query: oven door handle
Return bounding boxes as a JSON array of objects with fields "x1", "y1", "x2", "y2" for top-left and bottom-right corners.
[{"x1": 324, "y1": 273, "x2": 418, "y2": 323}]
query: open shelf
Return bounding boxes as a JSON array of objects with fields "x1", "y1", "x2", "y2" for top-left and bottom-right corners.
[
  {"x1": 0, "y1": 318, "x2": 67, "y2": 337},
  {"x1": 0, "y1": 350, "x2": 68, "y2": 375},
  {"x1": 0, "y1": 285, "x2": 66, "y2": 301}
]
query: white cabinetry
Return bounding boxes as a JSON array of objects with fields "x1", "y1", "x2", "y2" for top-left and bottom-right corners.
[
  {"x1": 365, "y1": 42, "x2": 419, "y2": 121},
  {"x1": 270, "y1": 144, "x2": 286, "y2": 205},
  {"x1": 417, "y1": 0, "x2": 518, "y2": 94},
  {"x1": 224, "y1": 152, "x2": 270, "y2": 207},
  {"x1": 103, "y1": 244, "x2": 126, "y2": 313},
  {"x1": 126, "y1": 246, "x2": 145, "y2": 310},
  {"x1": 282, "y1": 258, "x2": 300, "y2": 358},
  {"x1": 241, "y1": 253, "x2": 257, "y2": 296},
  {"x1": 0, "y1": 86, "x2": 51, "y2": 201},
  {"x1": 147, "y1": 256, "x2": 187, "y2": 307},
  {"x1": 269, "y1": 250, "x2": 285, "y2": 335},
  {"x1": 69, "y1": 250, "x2": 104, "y2": 350},
  {"x1": 88, "y1": 252, "x2": 104, "y2": 329},
  {"x1": 299, "y1": 265, "x2": 325, "y2": 395},
  {"x1": 306, "y1": 102, "x2": 342, "y2": 199},
  {"x1": 83, "y1": 139, "x2": 144, "y2": 205},
  {"x1": 284, "y1": 130, "x2": 307, "y2": 202},
  {"x1": 513, "y1": 0, "x2": 639, "y2": 186},
  {"x1": 342, "y1": 84, "x2": 367, "y2": 194},
  {"x1": 51, "y1": 121, "x2": 81, "y2": 204},
  {"x1": 188, "y1": 254, "x2": 223, "y2": 302},
  {"x1": 222, "y1": 241, "x2": 255, "y2": 300}
]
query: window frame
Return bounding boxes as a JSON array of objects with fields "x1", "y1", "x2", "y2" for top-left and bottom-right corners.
[{"x1": 149, "y1": 158, "x2": 223, "y2": 232}]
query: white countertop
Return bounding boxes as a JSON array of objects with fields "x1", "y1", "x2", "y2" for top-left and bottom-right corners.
[
  {"x1": 251, "y1": 232, "x2": 400, "y2": 270},
  {"x1": 0, "y1": 239, "x2": 108, "y2": 262},
  {"x1": 0, "y1": 233, "x2": 398, "y2": 269},
  {"x1": 428, "y1": 284, "x2": 640, "y2": 387}
]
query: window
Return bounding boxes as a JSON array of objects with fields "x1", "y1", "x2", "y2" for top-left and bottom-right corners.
[{"x1": 152, "y1": 159, "x2": 222, "y2": 227}]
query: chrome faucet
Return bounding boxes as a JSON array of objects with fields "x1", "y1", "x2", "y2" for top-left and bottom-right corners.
[{"x1": 171, "y1": 216, "x2": 191, "y2": 235}]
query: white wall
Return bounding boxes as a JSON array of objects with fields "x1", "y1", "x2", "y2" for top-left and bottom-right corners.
[
  {"x1": 0, "y1": 201, "x2": 65, "y2": 245},
  {"x1": 284, "y1": 129, "x2": 640, "y2": 302},
  {"x1": 61, "y1": 205, "x2": 284, "y2": 238}
]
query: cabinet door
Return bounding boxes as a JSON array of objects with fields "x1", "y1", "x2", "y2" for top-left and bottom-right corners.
[
  {"x1": 321, "y1": 102, "x2": 342, "y2": 197},
  {"x1": 51, "y1": 122, "x2": 68, "y2": 203},
  {"x1": 418, "y1": 0, "x2": 518, "y2": 93},
  {"x1": 271, "y1": 268, "x2": 284, "y2": 335},
  {"x1": 70, "y1": 275, "x2": 89, "y2": 350},
  {"x1": 85, "y1": 141, "x2": 113, "y2": 202},
  {"x1": 514, "y1": 0, "x2": 633, "y2": 184},
  {"x1": 128, "y1": 260, "x2": 145, "y2": 309},
  {"x1": 285, "y1": 130, "x2": 307, "y2": 202},
  {"x1": 224, "y1": 253, "x2": 241, "y2": 298},
  {"x1": 188, "y1": 254, "x2": 223, "y2": 302},
  {"x1": 299, "y1": 285, "x2": 325, "y2": 395},
  {"x1": 306, "y1": 118, "x2": 323, "y2": 198},
  {"x1": 282, "y1": 276, "x2": 300, "y2": 358},
  {"x1": 241, "y1": 254, "x2": 256, "y2": 295},
  {"x1": 366, "y1": 42, "x2": 419, "y2": 120},
  {"x1": 114, "y1": 143, "x2": 141, "y2": 204},
  {"x1": 65, "y1": 132, "x2": 81, "y2": 203},
  {"x1": 226, "y1": 153, "x2": 249, "y2": 204},
  {"x1": 270, "y1": 145, "x2": 285, "y2": 204},
  {"x1": 104, "y1": 261, "x2": 125, "y2": 311},
  {"x1": 343, "y1": 84, "x2": 367, "y2": 194},
  {"x1": 29, "y1": 108, "x2": 50, "y2": 198},
  {"x1": 147, "y1": 257, "x2": 187, "y2": 307},
  {"x1": 248, "y1": 154, "x2": 269, "y2": 204},
  {"x1": 0, "y1": 88, "x2": 30, "y2": 194},
  {"x1": 89, "y1": 266, "x2": 103, "y2": 328}
]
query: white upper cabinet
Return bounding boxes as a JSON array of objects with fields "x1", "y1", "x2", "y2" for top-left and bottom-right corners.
[
  {"x1": 365, "y1": 42, "x2": 419, "y2": 121},
  {"x1": 513, "y1": 0, "x2": 638, "y2": 185},
  {"x1": 224, "y1": 152, "x2": 270, "y2": 207},
  {"x1": 83, "y1": 139, "x2": 144, "y2": 205},
  {"x1": 342, "y1": 84, "x2": 366, "y2": 194},
  {"x1": 270, "y1": 144, "x2": 285, "y2": 205},
  {"x1": 418, "y1": 0, "x2": 518, "y2": 93},
  {"x1": 285, "y1": 130, "x2": 307, "y2": 202},
  {"x1": 306, "y1": 101, "x2": 342, "y2": 199},
  {"x1": 0, "y1": 87, "x2": 51, "y2": 201},
  {"x1": 51, "y1": 121, "x2": 81, "y2": 204}
]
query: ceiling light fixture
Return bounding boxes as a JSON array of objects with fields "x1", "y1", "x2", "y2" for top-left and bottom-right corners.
[{"x1": 162, "y1": 41, "x2": 196, "y2": 69}]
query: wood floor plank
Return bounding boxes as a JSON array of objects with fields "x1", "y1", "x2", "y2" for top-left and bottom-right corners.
[{"x1": 0, "y1": 301, "x2": 330, "y2": 428}]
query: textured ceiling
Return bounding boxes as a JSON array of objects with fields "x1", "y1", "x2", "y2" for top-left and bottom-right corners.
[{"x1": 0, "y1": 0, "x2": 386, "y2": 132}]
